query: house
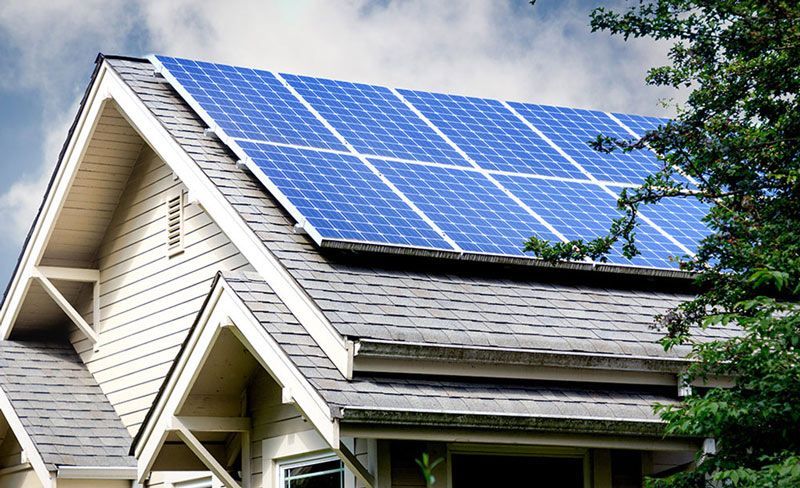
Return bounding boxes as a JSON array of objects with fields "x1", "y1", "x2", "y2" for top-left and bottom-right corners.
[{"x1": 0, "y1": 54, "x2": 731, "y2": 487}]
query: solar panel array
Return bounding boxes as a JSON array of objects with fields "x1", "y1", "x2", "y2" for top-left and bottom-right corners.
[{"x1": 154, "y1": 55, "x2": 709, "y2": 270}]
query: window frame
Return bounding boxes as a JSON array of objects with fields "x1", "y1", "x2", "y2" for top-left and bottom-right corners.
[{"x1": 278, "y1": 452, "x2": 345, "y2": 488}]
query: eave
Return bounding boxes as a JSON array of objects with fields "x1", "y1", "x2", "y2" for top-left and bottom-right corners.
[{"x1": 353, "y1": 339, "x2": 691, "y2": 387}]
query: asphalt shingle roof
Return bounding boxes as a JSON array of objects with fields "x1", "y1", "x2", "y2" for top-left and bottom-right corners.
[
  {"x1": 224, "y1": 271, "x2": 676, "y2": 432},
  {"x1": 107, "y1": 56, "x2": 736, "y2": 361},
  {"x1": 0, "y1": 341, "x2": 135, "y2": 470}
]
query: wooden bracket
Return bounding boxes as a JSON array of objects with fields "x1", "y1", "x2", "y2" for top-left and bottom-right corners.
[{"x1": 31, "y1": 268, "x2": 99, "y2": 344}]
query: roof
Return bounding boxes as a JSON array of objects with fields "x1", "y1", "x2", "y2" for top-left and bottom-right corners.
[
  {"x1": 225, "y1": 272, "x2": 676, "y2": 435},
  {"x1": 106, "y1": 56, "x2": 735, "y2": 362},
  {"x1": 0, "y1": 341, "x2": 135, "y2": 470}
]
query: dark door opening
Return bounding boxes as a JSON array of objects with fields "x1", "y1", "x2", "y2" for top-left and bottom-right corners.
[{"x1": 451, "y1": 453, "x2": 584, "y2": 488}]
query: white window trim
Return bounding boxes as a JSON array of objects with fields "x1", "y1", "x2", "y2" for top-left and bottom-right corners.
[
  {"x1": 278, "y1": 452, "x2": 344, "y2": 488},
  {"x1": 445, "y1": 444, "x2": 591, "y2": 488}
]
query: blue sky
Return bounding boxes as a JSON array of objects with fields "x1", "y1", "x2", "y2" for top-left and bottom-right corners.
[{"x1": 0, "y1": 0, "x2": 679, "y2": 288}]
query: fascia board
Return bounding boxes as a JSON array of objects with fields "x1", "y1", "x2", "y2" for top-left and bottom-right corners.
[{"x1": 57, "y1": 466, "x2": 137, "y2": 479}]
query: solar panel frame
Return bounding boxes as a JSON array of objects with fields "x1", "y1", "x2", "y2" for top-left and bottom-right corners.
[
  {"x1": 154, "y1": 56, "x2": 348, "y2": 151},
  {"x1": 638, "y1": 196, "x2": 711, "y2": 253},
  {"x1": 237, "y1": 142, "x2": 455, "y2": 249},
  {"x1": 494, "y1": 175, "x2": 688, "y2": 269},
  {"x1": 612, "y1": 112, "x2": 669, "y2": 137}
]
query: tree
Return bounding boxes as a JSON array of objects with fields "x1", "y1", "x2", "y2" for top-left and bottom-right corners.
[{"x1": 526, "y1": 1, "x2": 800, "y2": 486}]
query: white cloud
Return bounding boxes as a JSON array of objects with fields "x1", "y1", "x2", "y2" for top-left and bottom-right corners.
[
  {"x1": 0, "y1": 0, "x2": 680, "y2": 248},
  {"x1": 0, "y1": 0, "x2": 137, "y2": 106},
  {"x1": 0, "y1": 106, "x2": 75, "y2": 238},
  {"x1": 140, "y1": 0, "x2": 678, "y2": 113},
  {"x1": 0, "y1": 0, "x2": 138, "y2": 245}
]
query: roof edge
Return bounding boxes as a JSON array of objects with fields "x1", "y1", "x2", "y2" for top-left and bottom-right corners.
[
  {"x1": 339, "y1": 407, "x2": 672, "y2": 437},
  {"x1": 354, "y1": 339, "x2": 689, "y2": 373},
  {"x1": 322, "y1": 239, "x2": 695, "y2": 280}
]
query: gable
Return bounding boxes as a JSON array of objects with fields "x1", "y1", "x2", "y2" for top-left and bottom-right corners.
[{"x1": 0, "y1": 57, "x2": 257, "y2": 440}]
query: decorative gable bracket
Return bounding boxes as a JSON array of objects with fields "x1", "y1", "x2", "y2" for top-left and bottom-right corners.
[{"x1": 31, "y1": 266, "x2": 100, "y2": 345}]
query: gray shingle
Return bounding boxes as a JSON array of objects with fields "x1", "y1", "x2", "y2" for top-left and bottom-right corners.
[
  {"x1": 222, "y1": 272, "x2": 676, "y2": 432},
  {"x1": 0, "y1": 341, "x2": 136, "y2": 470}
]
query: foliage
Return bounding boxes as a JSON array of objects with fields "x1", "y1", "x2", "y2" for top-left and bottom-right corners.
[
  {"x1": 527, "y1": 1, "x2": 800, "y2": 486},
  {"x1": 415, "y1": 452, "x2": 444, "y2": 487}
]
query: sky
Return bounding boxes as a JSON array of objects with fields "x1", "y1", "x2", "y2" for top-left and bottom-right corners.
[{"x1": 0, "y1": 0, "x2": 680, "y2": 288}]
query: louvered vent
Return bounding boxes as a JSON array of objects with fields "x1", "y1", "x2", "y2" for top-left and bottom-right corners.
[{"x1": 166, "y1": 191, "x2": 185, "y2": 257}]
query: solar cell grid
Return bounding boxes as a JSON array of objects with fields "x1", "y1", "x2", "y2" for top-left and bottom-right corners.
[
  {"x1": 510, "y1": 102, "x2": 664, "y2": 185},
  {"x1": 612, "y1": 112, "x2": 669, "y2": 137},
  {"x1": 371, "y1": 159, "x2": 561, "y2": 256},
  {"x1": 283, "y1": 74, "x2": 469, "y2": 166},
  {"x1": 495, "y1": 175, "x2": 687, "y2": 269},
  {"x1": 638, "y1": 196, "x2": 710, "y2": 252},
  {"x1": 399, "y1": 90, "x2": 586, "y2": 179},
  {"x1": 155, "y1": 56, "x2": 346, "y2": 150},
  {"x1": 239, "y1": 142, "x2": 452, "y2": 249}
]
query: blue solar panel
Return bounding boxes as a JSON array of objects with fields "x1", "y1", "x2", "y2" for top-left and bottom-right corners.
[
  {"x1": 155, "y1": 55, "x2": 712, "y2": 270},
  {"x1": 509, "y1": 103, "x2": 664, "y2": 185},
  {"x1": 155, "y1": 56, "x2": 346, "y2": 150},
  {"x1": 239, "y1": 142, "x2": 452, "y2": 249},
  {"x1": 282, "y1": 74, "x2": 468, "y2": 166},
  {"x1": 370, "y1": 160, "x2": 560, "y2": 255},
  {"x1": 612, "y1": 112, "x2": 669, "y2": 137},
  {"x1": 495, "y1": 175, "x2": 687, "y2": 268},
  {"x1": 399, "y1": 90, "x2": 585, "y2": 179},
  {"x1": 639, "y1": 197, "x2": 711, "y2": 252}
]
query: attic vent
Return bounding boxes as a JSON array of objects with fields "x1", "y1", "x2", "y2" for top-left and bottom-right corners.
[{"x1": 166, "y1": 190, "x2": 185, "y2": 257}]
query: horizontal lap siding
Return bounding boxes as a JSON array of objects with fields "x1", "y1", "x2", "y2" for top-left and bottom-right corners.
[
  {"x1": 71, "y1": 147, "x2": 254, "y2": 436},
  {"x1": 0, "y1": 469, "x2": 42, "y2": 488},
  {"x1": 248, "y1": 369, "x2": 311, "y2": 488}
]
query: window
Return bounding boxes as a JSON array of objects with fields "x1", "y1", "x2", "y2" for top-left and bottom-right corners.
[
  {"x1": 280, "y1": 455, "x2": 345, "y2": 488},
  {"x1": 166, "y1": 190, "x2": 185, "y2": 257}
]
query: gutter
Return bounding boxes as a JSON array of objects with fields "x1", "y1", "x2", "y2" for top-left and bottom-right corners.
[
  {"x1": 354, "y1": 339, "x2": 691, "y2": 373},
  {"x1": 339, "y1": 407, "x2": 670, "y2": 437}
]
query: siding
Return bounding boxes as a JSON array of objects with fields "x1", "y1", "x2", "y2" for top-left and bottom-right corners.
[
  {"x1": 0, "y1": 434, "x2": 37, "y2": 488},
  {"x1": 248, "y1": 369, "x2": 311, "y2": 488},
  {"x1": 0, "y1": 469, "x2": 41, "y2": 488},
  {"x1": 71, "y1": 146, "x2": 253, "y2": 435}
]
